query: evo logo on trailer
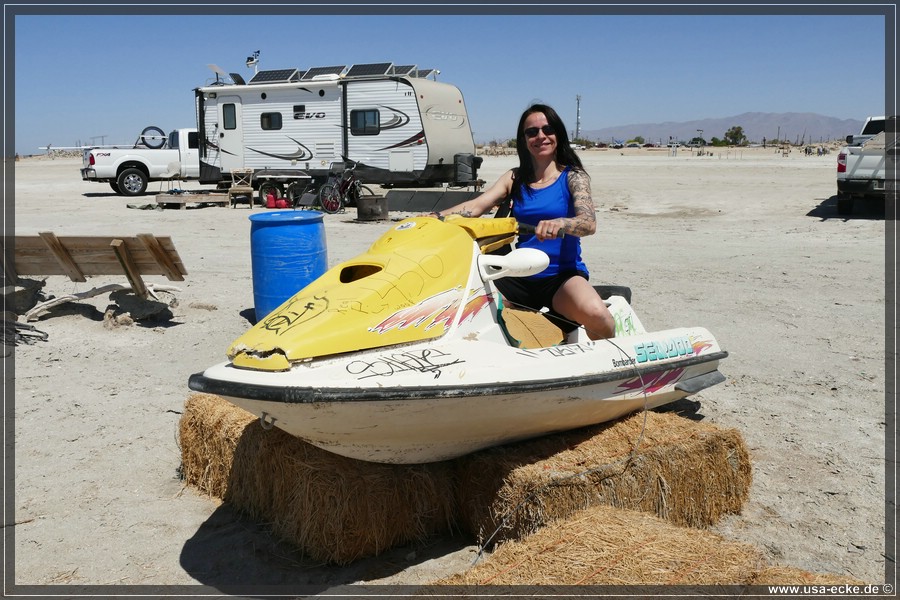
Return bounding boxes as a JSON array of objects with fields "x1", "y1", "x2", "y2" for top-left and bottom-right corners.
[
  {"x1": 424, "y1": 106, "x2": 467, "y2": 129},
  {"x1": 293, "y1": 111, "x2": 326, "y2": 119},
  {"x1": 634, "y1": 335, "x2": 694, "y2": 363}
]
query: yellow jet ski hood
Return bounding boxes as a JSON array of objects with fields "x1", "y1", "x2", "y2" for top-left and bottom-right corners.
[{"x1": 228, "y1": 216, "x2": 519, "y2": 371}]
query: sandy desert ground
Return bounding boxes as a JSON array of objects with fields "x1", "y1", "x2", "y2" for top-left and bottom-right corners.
[{"x1": 5, "y1": 146, "x2": 891, "y2": 593}]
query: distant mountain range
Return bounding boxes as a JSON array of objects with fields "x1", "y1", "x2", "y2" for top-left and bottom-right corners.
[{"x1": 579, "y1": 112, "x2": 863, "y2": 145}]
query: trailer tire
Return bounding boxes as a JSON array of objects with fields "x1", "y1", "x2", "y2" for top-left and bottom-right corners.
[
  {"x1": 258, "y1": 181, "x2": 283, "y2": 206},
  {"x1": 140, "y1": 126, "x2": 167, "y2": 149},
  {"x1": 116, "y1": 168, "x2": 148, "y2": 196}
]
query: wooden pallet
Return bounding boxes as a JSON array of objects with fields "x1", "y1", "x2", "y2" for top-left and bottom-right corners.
[
  {"x1": 3, "y1": 232, "x2": 186, "y2": 299},
  {"x1": 155, "y1": 193, "x2": 229, "y2": 210}
]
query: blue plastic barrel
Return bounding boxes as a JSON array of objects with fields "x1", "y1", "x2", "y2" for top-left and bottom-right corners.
[{"x1": 248, "y1": 210, "x2": 327, "y2": 322}]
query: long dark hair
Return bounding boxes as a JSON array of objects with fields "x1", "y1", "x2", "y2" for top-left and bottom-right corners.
[{"x1": 511, "y1": 103, "x2": 583, "y2": 202}]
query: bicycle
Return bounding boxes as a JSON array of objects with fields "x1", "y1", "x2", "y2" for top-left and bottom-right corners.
[{"x1": 317, "y1": 160, "x2": 376, "y2": 214}]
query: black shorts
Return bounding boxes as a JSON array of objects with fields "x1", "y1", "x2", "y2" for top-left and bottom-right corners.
[{"x1": 494, "y1": 271, "x2": 589, "y2": 332}]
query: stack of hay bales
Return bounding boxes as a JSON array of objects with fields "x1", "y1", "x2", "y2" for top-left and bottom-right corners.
[
  {"x1": 453, "y1": 410, "x2": 752, "y2": 546},
  {"x1": 178, "y1": 393, "x2": 751, "y2": 567},
  {"x1": 434, "y1": 504, "x2": 865, "y2": 587},
  {"x1": 179, "y1": 394, "x2": 456, "y2": 565}
]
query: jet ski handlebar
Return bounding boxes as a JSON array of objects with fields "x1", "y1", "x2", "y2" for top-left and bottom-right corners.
[{"x1": 516, "y1": 222, "x2": 568, "y2": 239}]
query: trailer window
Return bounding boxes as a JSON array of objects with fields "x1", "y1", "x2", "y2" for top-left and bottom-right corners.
[
  {"x1": 350, "y1": 109, "x2": 380, "y2": 136},
  {"x1": 223, "y1": 104, "x2": 237, "y2": 130},
  {"x1": 261, "y1": 112, "x2": 283, "y2": 130}
]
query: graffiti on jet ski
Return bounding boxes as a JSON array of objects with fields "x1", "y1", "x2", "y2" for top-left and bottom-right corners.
[{"x1": 347, "y1": 348, "x2": 463, "y2": 380}]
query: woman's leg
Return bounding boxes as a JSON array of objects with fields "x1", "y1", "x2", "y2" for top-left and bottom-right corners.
[{"x1": 552, "y1": 276, "x2": 616, "y2": 340}]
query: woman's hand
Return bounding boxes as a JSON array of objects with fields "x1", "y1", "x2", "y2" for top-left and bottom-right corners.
[{"x1": 534, "y1": 218, "x2": 567, "y2": 241}]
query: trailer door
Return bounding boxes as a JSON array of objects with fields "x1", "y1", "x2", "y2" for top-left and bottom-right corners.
[{"x1": 217, "y1": 96, "x2": 244, "y2": 172}]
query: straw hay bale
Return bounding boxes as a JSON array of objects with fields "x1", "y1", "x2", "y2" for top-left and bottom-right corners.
[
  {"x1": 179, "y1": 393, "x2": 457, "y2": 565},
  {"x1": 437, "y1": 504, "x2": 768, "y2": 585},
  {"x1": 434, "y1": 505, "x2": 865, "y2": 586},
  {"x1": 453, "y1": 410, "x2": 751, "y2": 546}
]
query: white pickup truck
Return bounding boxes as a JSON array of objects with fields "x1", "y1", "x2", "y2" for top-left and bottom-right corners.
[
  {"x1": 835, "y1": 116, "x2": 890, "y2": 215},
  {"x1": 80, "y1": 127, "x2": 201, "y2": 196}
]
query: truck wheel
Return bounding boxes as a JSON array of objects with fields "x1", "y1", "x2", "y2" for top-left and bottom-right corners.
[
  {"x1": 837, "y1": 195, "x2": 854, "y2": 216},
  {"x1": 109, "y1": 181, "x2": 120, "y2": 194},
  {"x1": 258, "y1": 182, "x2": 283, "y2": 206},
  {"x1": 140, "y1": 126, "x2": 167, "y2": 149},
  {"x1": 116, "y1": 168, "x2": 148, "y2": 196}
]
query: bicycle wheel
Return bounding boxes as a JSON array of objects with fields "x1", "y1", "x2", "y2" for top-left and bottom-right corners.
[
  {"x1": 318, "y1": 184, "x2": 343, "y2": 214},
  {"x1": 346, "y1": 183, "x2": 375, "y2": 207}
]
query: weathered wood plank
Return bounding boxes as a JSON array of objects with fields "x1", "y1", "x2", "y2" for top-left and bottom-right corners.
[
  {"x1": 38, "y1": 231, "x2": 86, "y2": 282},
  {"x1": 110, "y1": 239, "x2": 148, "y2": 298}
]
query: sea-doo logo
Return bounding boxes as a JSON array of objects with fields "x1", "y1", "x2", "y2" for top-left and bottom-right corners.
[
  {"x1": 634, "y1": 335, "x2": 695, "y2": 363},
  {"x1": 294, "y1": 111, "x2": 326, "y2": 120}
]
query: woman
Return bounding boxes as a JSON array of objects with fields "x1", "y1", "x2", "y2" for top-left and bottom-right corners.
[{"x1": 429, "y1": 103, "x2": 615, "y2": 340}]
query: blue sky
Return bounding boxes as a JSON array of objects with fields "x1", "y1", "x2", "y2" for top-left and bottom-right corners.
[{"x1": 10, "y1": 10, "x2": 889, "y2": 154}]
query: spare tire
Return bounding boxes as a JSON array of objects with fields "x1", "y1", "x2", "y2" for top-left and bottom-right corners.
[{"x1": 140, "y1": 126, "x2": 166, "y2": 149}]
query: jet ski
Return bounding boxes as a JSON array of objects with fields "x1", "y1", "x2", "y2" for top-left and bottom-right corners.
[{"x1": 188, "y1": 216, "x2": 727, "y2": 464}]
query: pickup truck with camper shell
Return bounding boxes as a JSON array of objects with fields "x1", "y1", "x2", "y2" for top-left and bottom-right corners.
[
  {"x1": 80, "y1": 126, "x2": 201, "y2": 196},
  {"x1": 835, "y1": 116, "x2": 892, "y2": 215}
]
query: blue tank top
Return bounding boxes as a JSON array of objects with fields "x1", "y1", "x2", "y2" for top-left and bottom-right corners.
[{"x1": 512, "y1": 166, "x2": 588, "y2": 278}]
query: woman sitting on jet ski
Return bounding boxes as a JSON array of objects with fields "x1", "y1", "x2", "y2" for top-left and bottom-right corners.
[{"x1": 429, "y1": 103, "x2": 615, "y2": 340}]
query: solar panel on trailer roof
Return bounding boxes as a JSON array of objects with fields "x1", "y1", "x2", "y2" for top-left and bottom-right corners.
[
  {"x1": 345, "y1": 62, "x2": 393, "y2": 77},
  {"x1": 249, "y1": 69, "x2": 300, "y2": 84}
]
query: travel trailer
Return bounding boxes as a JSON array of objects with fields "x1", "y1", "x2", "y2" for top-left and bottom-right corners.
[{"x1": 195, "y1": 62, "x2": 483, "y2": 204}]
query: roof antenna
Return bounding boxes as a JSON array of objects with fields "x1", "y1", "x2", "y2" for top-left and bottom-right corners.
[{"x1": 246, "y1": 50, "x2": 260, "y2": 74}]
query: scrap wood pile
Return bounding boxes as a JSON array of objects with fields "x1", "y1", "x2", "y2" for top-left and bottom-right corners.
[{"x1": 433, "y1": 504, "x2": 866, "y2": 587}]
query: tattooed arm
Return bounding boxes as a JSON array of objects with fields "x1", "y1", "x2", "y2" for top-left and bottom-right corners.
[
  {"x1": 534, "y1": 168, "x2": 597, "y2": 241},
  {"x1": 427, "y1": 170, "x2": 515, "y2": 218}
]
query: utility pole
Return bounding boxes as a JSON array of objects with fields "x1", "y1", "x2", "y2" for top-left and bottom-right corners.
[{"x1": 574, "y1": 95, "x2": 581, "y2": 141}]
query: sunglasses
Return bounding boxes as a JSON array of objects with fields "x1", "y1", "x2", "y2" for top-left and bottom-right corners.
[{"x1": 524, "y1": 125, "x2": 556, "y2": 138}]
